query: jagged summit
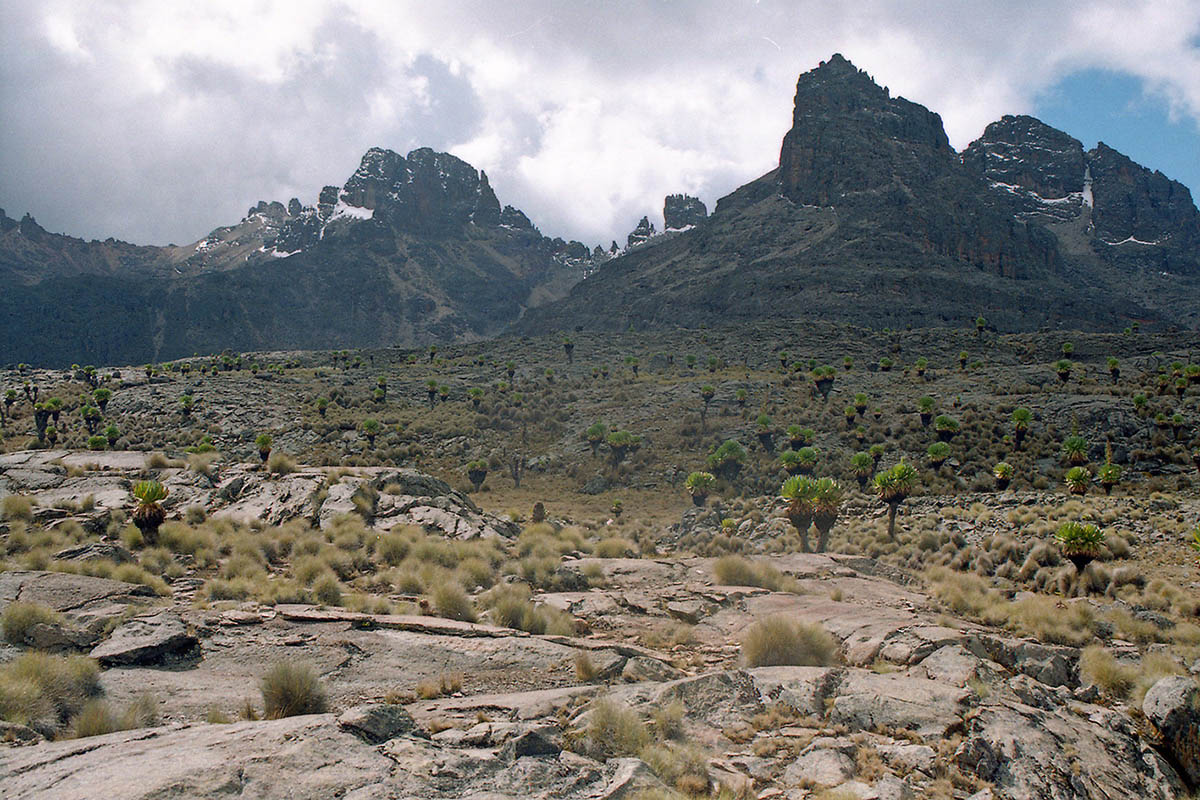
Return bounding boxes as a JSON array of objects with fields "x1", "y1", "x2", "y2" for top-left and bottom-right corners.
[
  {"x1": 0, "y1": 146, "x2": 597, "y2": 365},
  {"x1": 514, "y1": 54, "x2": 1200, "y2": 336}
]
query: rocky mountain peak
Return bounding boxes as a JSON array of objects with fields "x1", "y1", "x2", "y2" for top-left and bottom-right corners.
[
  {"x1": 663, "y1": 194, "x2": 707, "y2": 230},
  {"x1": 778, "y1": 54, "x2": 953, "y2": 206},
  {"x1": 626, "y1": 215, "x2": 656, "y2": 248},
  {"x1": 964, "y1": 115, "x2": 1086, "y2": 201}
]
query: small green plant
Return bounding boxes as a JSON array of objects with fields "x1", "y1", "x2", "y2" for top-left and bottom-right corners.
[
  {"x1": 1055, "y1": 359, "x2": 1072, "y2": 382},
  {"x1": 255, "y1": 433, "x2": 273, "y2": 462},
  {"x1": 927, "y1": 441, "x2": 951, "y2": 468},
  {"x1": 850, "y1": 452, "x2": 873, "y2": 488},
  {"x1": 933, "y1": 415, "x2": 959, "y2": 441},
  {"x1": 131, "y1": 481, "x2": 169, "y2": 546},
  {"x1": 1064, "y1": 466, "x2": 1091, "y2": 496},
  {"x1": 1055, "y1": 521, "x2": 1104, "y2": 574},
  {"x1": 993, "y1": 461, "x2": 1013, "y2": 491},
  {"x1": 685, "y1": 471, "x2": 716, "y2": 506},
  {"x1": 706, "y1": 440, "x2": 747, "y2": 480},
  {"x1": 1061, "y1": 434, "x2": 1088, "y2": 466}
]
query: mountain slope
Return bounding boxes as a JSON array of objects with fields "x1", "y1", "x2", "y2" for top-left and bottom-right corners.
[
  {"x1": 0, "y1": 148, "x2": 595, "y2": 366},
  {"x1": 515, "y1": 55, "x2": 1200, "y2": 336}
]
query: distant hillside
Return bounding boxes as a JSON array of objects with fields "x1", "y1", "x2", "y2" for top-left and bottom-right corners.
[{"x1": 0, "y1": 148, "x2": 599, "y2": 366}]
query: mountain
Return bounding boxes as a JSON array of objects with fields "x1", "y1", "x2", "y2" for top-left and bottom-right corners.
[
  {"x1": 0, "y1": 148, "x2": 597, "y2": 366},
  {"x1": 515, "y1": 54, "x2": 1200, "y2": 336}
]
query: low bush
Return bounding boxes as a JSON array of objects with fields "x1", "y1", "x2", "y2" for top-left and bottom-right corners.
[
  {"x1": 260, "y1": 662, "x2": 328, "y2": 719},
  {"x1": 741, "y1": 616, "x2": 840, "y2": 667}
]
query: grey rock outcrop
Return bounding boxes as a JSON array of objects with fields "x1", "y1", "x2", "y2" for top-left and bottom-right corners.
[
  {"x1": 1142, "y1": 676, "x2": 1200, "y2": 786},
  {"x1": 89, "y1": 610, "x2": 198, "y2": 666},
  {"x1": 663, "y1": 194, "x2": 707, "y2": 230}
]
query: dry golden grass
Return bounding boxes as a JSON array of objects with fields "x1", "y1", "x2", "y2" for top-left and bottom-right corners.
[{"x1": 741, "y1": 616, "x2": 840, "y2": 667}]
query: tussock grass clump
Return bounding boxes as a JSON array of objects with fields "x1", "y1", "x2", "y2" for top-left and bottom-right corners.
[
  {"x1": 260, "y1": 662, "x2": 328, "y2": 719},
  {"x1": 2, "y1": 601, "x2": 65, "y2": 645},
  {"x1": 638, "y1": 742, "x2": 711, "y2": 795},
  {"x1": 1079, "y1": 646, "x2": 1136, "y2": 698},
  {"x1": 0, "y1": 652, "x2": 101, "y2": 732},
  {"x1": 430, "y1": 581, "x2": 476, "y2": 623},
  {"x1": 72, "y1": 693, "x2": 160, "y2": 738},
  {"x1": 2, "y1": 494, "x2": 34, "y2": 521},
  {"x1": 741, "y1": 616, "x2": 840, "y2": 667},
  {"x1": 479, "y1": 583, "x2": 575, "y2": 635},
  {"x1": 582, "y1": 698, "x2": 649, "y2": 759},
  {"x1": 1006, "y1": 596, "x2": 1095, "y2": 647},
  {"x1": 267, "y1": 451, "x2": 298, "y2": 475},
  {"x1": 713, "y1": 555, "x2": 800, "y2": 593}
]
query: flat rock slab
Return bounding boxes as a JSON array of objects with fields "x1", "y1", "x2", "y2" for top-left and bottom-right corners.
[
  {"x1": 0, "y1": 570, "x2": 155, "y2": 618},
  {"x1": 90, "y1": 610, "x2": 198, "y2": 666},
  {"x1": 275, "y1": 604, "x2": 521, "y2": 637}
]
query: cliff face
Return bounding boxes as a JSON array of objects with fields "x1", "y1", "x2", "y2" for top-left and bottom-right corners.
[
  {"x1": 0, "y1": 148, "x2": 598, "y2": 366},
  {"x1": 514, "y1": 55, "x2": 1199, "y2": 337}
]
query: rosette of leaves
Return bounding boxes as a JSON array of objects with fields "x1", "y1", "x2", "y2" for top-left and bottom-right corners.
[
  {"x1": 811, "y1": 478, "x2": 844, "y2": 553},
  {"x1": 927, "y1": 441, "x2": 951, "y2": 468},
  {"x1": 993, "y1": 461, "x2": 1013, "y2": 491},
  {"x1": 934, "y1": 415, "x2": 959, "y2": 442},
  {"x1": 917, "y1": 395, "x2": 935, "y2": 427},
  {"x1": 779, "y1": 450, "x2": 804, "y2": 476},
  {"x1": 255, "y1": 433, "x2": 272, "y2": 462},
  {"x1": 467, "y1": 460, "x2": 488, "y2": 491},
  {"x1": 780, "y1": 475, "x2": 817, "y2": 552},
  {"x1": 685, "y1": 471, "x2": 716, "y2": 507},
  {"x1": 1064, "y1": 466, "x2": 1091, "y2": 496},
  {"x1": 607, "y1": 430, "x2": 642, "y2": 465},
  {"x1": 850, "y1": 452, "x2": 873, "y2": 488},
  {"x1": 707, "y1": 440, "x2": 747, "y2": 480},
  {"x1": 1061, "y1": 435, "x2": 1088, "y2": 466},
  {"x1": 873, "y1": 461, "x2": 918, "y2": 539},
  {"x1": 1055, "y1": 521, "x2": 1104, "y2": 574},
  {"x1": 131, "y1": 480, "x2": 169, "y2": 545},
  {"x1": 1055, "y1": 359, "x2": 1073, "y2": 382},
  {"x1": 584, "y1": 422, "x2": 607, "y2": 458}
]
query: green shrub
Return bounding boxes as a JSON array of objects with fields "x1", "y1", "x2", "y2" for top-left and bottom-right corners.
[
  {"x1": 260, "y1": 662, "x2": 328, "y2": 719},
  {"x1": 741, "y1": 617, "x2": 840, "y2": 667}
]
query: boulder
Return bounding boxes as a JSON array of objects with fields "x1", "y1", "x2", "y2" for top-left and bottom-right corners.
[
  {"x1": 956, "y1": 700, "x2": 1186, "y2": 799},
  {"x1": 336, "y1": 703, "x2": 419, "y2": 743},
  {"x1": 90, "y1": 610, "x2": 198, "y2": 666},
  {"x1": 1142, "y1": 676, "x2": 1200, "y2": 785}
]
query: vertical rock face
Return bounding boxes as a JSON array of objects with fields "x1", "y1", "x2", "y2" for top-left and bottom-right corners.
[
  {"x1": 779, "y1": 54, "x2": 955, "y2": 205},
  {"x1": 963, "y1": 115, "x2": 1087, "y2": 201},
  {"x1": 966, "y1": 118, "x2": 1200, "y2": 274},
  {"x1": 663, "y1": 194, "x2": 707, "y2": 230},
  {"x1": 775, "y1": 54, "x2": 1060, "y2": 280},
  {"x1": 1088, "y1": 143, "x2": 1200, "y2": 269}
]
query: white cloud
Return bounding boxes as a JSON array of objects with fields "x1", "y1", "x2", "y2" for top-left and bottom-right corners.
[{"x1": 1, "y1": 0, "x2": 1197, "y2": 247}]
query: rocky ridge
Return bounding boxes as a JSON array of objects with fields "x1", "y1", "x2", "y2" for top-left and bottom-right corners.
[
  {"x1": 0, "y1": 147, "x2": 601, "y2": 367},
  {"x1": 516, "y1": 55, "x2": 1200, "y2": 336}
]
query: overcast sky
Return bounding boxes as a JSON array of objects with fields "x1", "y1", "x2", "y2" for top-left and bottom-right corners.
[{"x1": 2, "y1": 1, "x2": 1199, "y2": 248}]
